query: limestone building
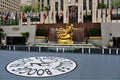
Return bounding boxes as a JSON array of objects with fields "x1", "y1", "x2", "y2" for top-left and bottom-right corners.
[
  {"x1": 38, "y1": 0, "x2": 120, "y2": 23},
  {"x1": 0, "y1": 0, "x2": 20, "y2": 13},
  {"x1": 21, "y1": 0, "x2": 38, "y2": 6}
]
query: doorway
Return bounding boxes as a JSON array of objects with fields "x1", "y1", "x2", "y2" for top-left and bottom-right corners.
[
  {"x1": 7, "y1": 37, "x2": 26, "y2": 45},
  {"x1": 113, "y1": 37, "x2": 120, "y2": 48},
  {"x1": 69, "y1": 6, "x2": 78, "y2": 23}
]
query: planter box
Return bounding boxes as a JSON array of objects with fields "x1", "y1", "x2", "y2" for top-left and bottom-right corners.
[
  {"x1": 88, "y1": 36, "x2": 102, "y2": 47},
  {"x1": 35, "y1": 36, "x2": 46, "y2": 39},
  {"x1": 35, "y1": 36, "x2": 47, "y2": 44},
  {"x1": 89, "y1": 36, "x2": 102, "y2": 39}
]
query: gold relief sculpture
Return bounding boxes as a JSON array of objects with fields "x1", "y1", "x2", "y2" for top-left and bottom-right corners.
[{"x1": 57, "y1": 24, "x2": 75, "y2": 44}]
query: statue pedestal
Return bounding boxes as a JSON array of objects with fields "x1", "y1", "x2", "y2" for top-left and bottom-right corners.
[{"x1": 57, "y1": 39, "x2": 73, "y2": 44}]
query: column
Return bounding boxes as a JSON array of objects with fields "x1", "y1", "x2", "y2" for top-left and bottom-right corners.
[
  {"x1": 92, "y1": 0, "x2": 98, "y2": 23},
  {"x1": 86, "y1": 0, "x2": 89, "y2": 11},
  {"x1": 103, "y1": 9, "x2": 105, "y2": 23},
  {"x1": 99, "y1": 0, "x2": 102, "y2": 3},
  {"x1": 19, "y1": 12, "x2": 22, "y2": 27},
  {"x1": 41, "y1": 12, "x2": 44, "y2": 24},
  {"x1": 44, "y1": 0, "x2": 48, "y2": 23},
  {"x1": 50, "y1": 0, "x2": 55, "y2": 23},
  {"x1": 27, "y1": 17, "x2": 30, "y2": 26},
  {"x1": 108, "y1": 0, "x2": 111, "y2": 22},
  {"x1": 71, "y1": 0, "x2": 75, "y2": 3},
  {"x1": 63, "y1": 0, "x2": 68, "y2": 23},
  {"x1": 78, "y1": 0, "x2": 83, "y2": 23},
  {"x1": 40, "y1": 0, "x2": 44, "y2": 24},
  {"x1": 58, "y1": 0, "x2": 61, "y2": 12},
  {"x1": 104, "y1": 0, "x2": 107, "y2": 22}
]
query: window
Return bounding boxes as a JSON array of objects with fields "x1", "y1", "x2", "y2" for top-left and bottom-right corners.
[
  {"x1": 107, "y1": 0, "x2": 109, "y2": 8},
  {"x1": 83, "y1": 0, "x2": 86, "y2": 10},
  {"x1": 75, "y1": 0, "x2": 78, "y2": 3},
  {"x1": 41, "y1": 0, "x2": 44, "y2": 11},
  {"x1": 98, "y1": 0, "x2": 100, "y2": 3},
  {"x1": 47, "y1": 0, "x2": 50, "y2": 5},
  {"x1": 55, "y1": 2, "x2": 58, "y2": 12},
  {"x1": 101, "y1": 0, "x2": 104, "y2": 3},
  {"x1": 68, "y1": 0, "x2": 71, "y2": 3},
  {"x1": 61, "y1": 0, "x2": 63, "y2": 10},
  {"x1": 89, "y1": 0, "x2": 92, "y2": 10}
]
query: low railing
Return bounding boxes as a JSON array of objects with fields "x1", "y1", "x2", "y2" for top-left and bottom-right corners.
[{"x1": 0, "y1": 45, "x2": 120, "y2": 55}]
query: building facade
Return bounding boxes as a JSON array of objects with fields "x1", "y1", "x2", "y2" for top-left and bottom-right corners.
[
  {"x1": 0, "y1": 0, "x2": 20, "y2": 13},
  {"x1": 38, "y1": 0, "x2": 119, "y2": 23},
  {"x1": 21, "y1": 0, "x2": 38, "y2": 6}
]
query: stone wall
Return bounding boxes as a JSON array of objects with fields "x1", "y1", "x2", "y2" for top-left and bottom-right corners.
[
  {"x1": 48, "y1": 27, "x2": 85, "y2": 42},
  {"x1": 1, "y1": 25, "x2": 36, "y2": 45},
  {"x1": 101, "y1": 23, "x2": 120, "y2": 47},
  {"x1": 37, "y1": 23, "x2": 101, "y2": 42}
]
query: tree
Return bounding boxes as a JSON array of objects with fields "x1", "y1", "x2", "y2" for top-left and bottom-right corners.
[
  {"x1": 112, "y1": 0, "x2": 120, "y2": 8},
  {"x1": 98, "y1": 3, "x2": 107, "y2": 9},
  {"x1": 38, "y1": 0, "x2": 40, "y2": 11},
  {"x1": 31, "y1": 2, "x2": 39, "y2": 11},
  {"x1": 44, "y1": 5, "x2": 51, "y2": 11},
  {"x1": 24, "y1": 5, "x2": 33, "y2": 12},
  {"x1": 21, "y1": 32, "x2": 30, "y2": 38},
  {"x1": 20, "y1": 6, "x2": 25, "y2": 12},
  {"x1": 20, "y1": 1, "x2": 41, "y2": 12},
  {"x1": 20, "y1": 5, "x2": 35, "y2": 12}
]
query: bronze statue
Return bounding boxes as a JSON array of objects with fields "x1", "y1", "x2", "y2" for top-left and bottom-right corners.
[{"x1": 57, "y1": 24, "x2": 75, "y2": 44}]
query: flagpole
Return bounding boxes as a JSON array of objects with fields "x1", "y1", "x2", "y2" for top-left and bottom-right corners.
[
  {"x1": 116, "y1": 0, "x2": 117, "y2": 23},
  {"x1": 96, "y1": 6, "x2": 98, "y2": 23},
  {"x1": 116, "y1": 0, "x2": 118, "y2": 23},
  {"x1": 101, "y1": 8, "x2": 103, "y2": 23},
  {"x1": 105, "y1": 9, "x2": 107, "y2": 22},
  {"x1": 101, "y1": 0, "x2": 104, "y2": 23},
  {"x1": 105, "y1": 0, "x2": 108, "y2": 22},
  {"x1": 105, "y1": 0, "x2": 107, "y2": 22},
  {"x1": 0, "y1": 8, "x2": 1, "y2": 27},
  {"x1": 53, "y1": 10, "x2": 54, "y2": 23},
  {"x1": 0, "y1": 7, "x2": 2, "y2": 27},
  {"x1": 110, "y1": 0, "x2": 112, "y2": 22},
  {"x1": 79, "y1": 7, "x2": 82, "y2": 23},
  {"x1": 52, "y1": 9, "x2": 54, "y2": 23}
]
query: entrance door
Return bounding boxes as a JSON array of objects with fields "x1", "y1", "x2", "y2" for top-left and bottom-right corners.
[
  {"x1": 0, "y1": 37, "x2": 1, "y2": 44},
  {"x1": 113, "y1": 37, "x2": 120, "y2": 48},
  {"x1": 56, "y1": 12, "x2": 63, "y2": 23},
  {"x1": 69, "y1": 6, "x2": 78, "y2": 23},
  {"x1": 7, "y1": 37, "x2": 26, "y2": 45}
]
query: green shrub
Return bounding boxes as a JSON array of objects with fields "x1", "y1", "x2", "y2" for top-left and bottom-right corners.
[
  {"x1": 36, "y1": 28, "x2": 47, "y2": 36},
  {"x1": 0, "y1": 28, "x2": 5, "y2": 37},
  {"x1": 44, "y1": 5, "x2": 50, "y2": 11},
  {"x1": 0, "y1": 28, "x2": 4, "y2": 32},
  {"x1": 0, "y1": 32, "x2": 5, "y2": 37},
  {"x1": 89, "y1": 28, "x2": 101, "y2": 36},
  {"x1": 98, "y1": 3, "x2": 107, "y2": 9},
  {"x1": 0, "y1": 19, "x2": 19, "y2": 25},
  {"x1": 21, "y1": 32, "x2": 30, "y2": 38}
]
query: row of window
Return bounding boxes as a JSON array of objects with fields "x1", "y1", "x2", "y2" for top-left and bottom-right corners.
[
  {"x1": 41, "y1": 0, "x2": 116, "y2": 12},
  {"x1": 68, "y1": 0, "x2": 78, "y2": 3},
  {"x1": 40, "y1": 0, "x2": 91, "y2": 11},
  {"x1": 41, "y1": 0, "x2": 79, "y2": 11},
  {"x1": 0, "y1": 0, "x2": 20, "y2": 12},
  {"x1": 0, "y1": 0, "x2": 20, "y2": 7}
]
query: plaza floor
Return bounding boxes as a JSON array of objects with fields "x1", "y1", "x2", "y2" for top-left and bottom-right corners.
[{"x1": 0, "y1": 50, "x2": 120, "y2": 80}]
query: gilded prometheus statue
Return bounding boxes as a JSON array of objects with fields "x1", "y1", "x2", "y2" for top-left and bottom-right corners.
[{"x1": 57, "y1": 24, "x2": 74, "y2": 44}]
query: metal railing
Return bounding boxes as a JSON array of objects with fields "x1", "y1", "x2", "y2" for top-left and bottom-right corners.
[{"x1": 0, "y1": 45, "x2": 120, "y2": 55}]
